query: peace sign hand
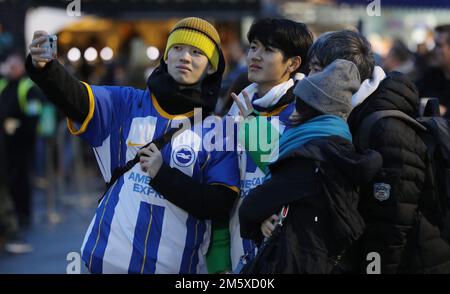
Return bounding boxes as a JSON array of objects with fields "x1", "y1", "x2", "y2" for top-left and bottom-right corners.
[{"x1": 231, "y1": 90, "x2": 259, "y2": 119}]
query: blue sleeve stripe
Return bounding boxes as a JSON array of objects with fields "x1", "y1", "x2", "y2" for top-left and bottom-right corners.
[{"x1": 128, "y1": 202, "x2": 165, "y2": 274}]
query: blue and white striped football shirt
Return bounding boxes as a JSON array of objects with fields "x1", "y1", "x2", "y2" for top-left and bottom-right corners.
[
  {"x1": 228, "y1": 99, "x2": 294, "y2": 271},
  {"x1": 69, "y1": 84, "x2": 239, "y2": 274}
]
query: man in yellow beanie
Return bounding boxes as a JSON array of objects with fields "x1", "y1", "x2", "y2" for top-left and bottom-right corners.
[
  {"x1": 26, "y1": 17, "x2": 239, "y2": 274},
  {"x1": 164, "y1": 17, "x2": 221, "y2": 73}
]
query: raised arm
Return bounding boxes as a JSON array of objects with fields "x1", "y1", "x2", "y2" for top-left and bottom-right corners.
[{"x1": 26, "y1": 30, "x2": 89, "y2": 124}]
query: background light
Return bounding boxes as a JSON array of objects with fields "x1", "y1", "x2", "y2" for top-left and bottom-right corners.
[
  {"x1": 67, "y1": 47, "x2": 81, "y2": 62},
  {"x1": 100, "y1": 47, "x2": 114, "y2": 61},
  {"x1": 146, "y1": 46, "x2": 160, "y2": 61},
  {"x1": 84, "y1": 47, "x2": 98, "y2": 62}
]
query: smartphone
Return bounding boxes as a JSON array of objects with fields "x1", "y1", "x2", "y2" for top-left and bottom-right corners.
[{"x1": 42, "y1": 35, "x2": 57, "y2": 60}]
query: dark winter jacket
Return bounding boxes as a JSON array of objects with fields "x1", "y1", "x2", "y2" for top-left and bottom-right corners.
[
  {"x1": 348, "y1": 71, "x2": 450, "y2": 273},
  {"x1": 239, "y1": 136, "x2": 382, "y2": 274},
  {"x1": 0, "y1": 77, "x2": 43, "y2": 156}
]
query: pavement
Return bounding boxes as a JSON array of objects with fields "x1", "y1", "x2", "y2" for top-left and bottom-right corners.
[{"x1": 0, "y1": 180, "x2": 101, "y2": 274}]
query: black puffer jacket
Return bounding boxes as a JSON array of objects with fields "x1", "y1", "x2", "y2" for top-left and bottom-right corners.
[
  {"x1": 348, "y1": 72, "x2": 450, "y2": 273},
  {"x1": 239, "y1": 136, "x2": 382, "y2": 274}
]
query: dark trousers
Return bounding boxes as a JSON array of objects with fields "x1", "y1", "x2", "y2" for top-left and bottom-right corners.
[{"x1": 6, "y1": 155, "x2": 32, "y2": 228}]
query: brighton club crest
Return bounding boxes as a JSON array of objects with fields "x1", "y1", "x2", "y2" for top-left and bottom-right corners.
[
  {"x1": 373, "y1": 183, "x2": 391, "y2": 201},
  {"x1": 172, "y1": 145, "x2": 196, "y2": 167}
]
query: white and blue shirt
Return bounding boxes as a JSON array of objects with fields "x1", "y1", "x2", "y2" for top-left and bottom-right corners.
[
  {"x1": 228, "y1": 98, "x2": 295, "y2": 271},
  {"x1": 70, "y1": 84, "x2": 239, "y2": 274}
]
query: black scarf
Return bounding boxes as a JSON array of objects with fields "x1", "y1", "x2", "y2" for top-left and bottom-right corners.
[{"x1": 146, "y1": 53, "x2": 224, "y2": 116}]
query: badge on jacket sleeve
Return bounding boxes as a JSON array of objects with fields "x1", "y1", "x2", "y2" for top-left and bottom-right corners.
[{"x1": 373, "y1": 183, "x2": 391, "y2": 201}]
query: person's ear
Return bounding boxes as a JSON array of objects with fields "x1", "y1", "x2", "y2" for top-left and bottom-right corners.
[
  {"x1": 206, "y1": 63, "x2": 216, "y2": 75},
  {"x1": 287, "y1": 56, "x2": 301, "y2": 74}
]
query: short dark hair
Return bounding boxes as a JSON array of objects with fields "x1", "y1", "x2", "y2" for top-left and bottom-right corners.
[
  {"x1": 389, "y1": 39, "x2": 412, "y2": 63},
  {"x1": 247, "y1": 18, "x2": 313, "y2": 74},
  {"x1": 436, "y1": 24, "x2": 450, "y2": 45},
  {"x1": 308, "y1": 30, "x2": 375, "y2": 81}
]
